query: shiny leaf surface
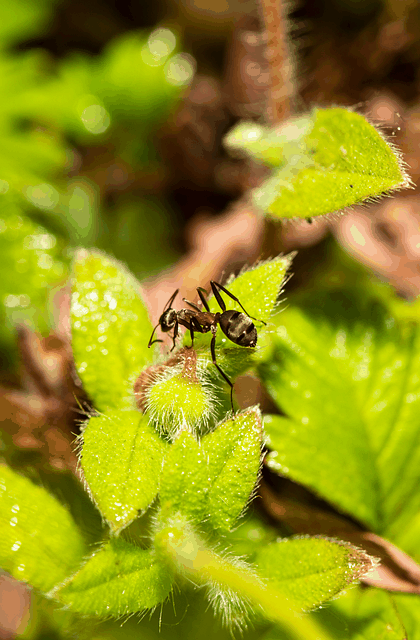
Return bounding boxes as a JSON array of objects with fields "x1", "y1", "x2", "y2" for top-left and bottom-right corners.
[
  {"x1": 260, "y1": 289, "x2": 420, "y2": 536},
  {"x1": 202, "y1": 408, "x2": 262, "y2": 533},
  {"x1": 0, "y1": 465, "x2": 86, "y2": 593},
  {"x1": 81, "y1": 411, "x2": 167, "y2": 532},
  {"x1": 256, "y1": 537, "x2": 374, "y2": 611},
  {"x1": 71, "y1": 249, "x2": 153, "y2": 411},
  {"x1": 55, "y1": 538, "x2": 173, "y2": 616}
]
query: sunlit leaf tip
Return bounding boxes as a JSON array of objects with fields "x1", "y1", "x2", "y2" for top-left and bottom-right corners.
[{"x1": 256, "y1": 536, "x2": 377, "y2": 612}]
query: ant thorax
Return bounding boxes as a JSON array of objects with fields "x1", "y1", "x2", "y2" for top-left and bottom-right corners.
[{"x1": 159, "y1": 309, "x2": 177, "y2": 332}]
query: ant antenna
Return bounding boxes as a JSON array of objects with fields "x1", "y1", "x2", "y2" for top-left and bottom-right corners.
[{"x1": 148, "y1": 323, "x2": 163, "y2": 348}]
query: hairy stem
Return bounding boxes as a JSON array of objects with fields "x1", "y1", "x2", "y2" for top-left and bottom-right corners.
[
  {"x1": 156, "y1": 520, "x2": 333, "y2": 640},
  {"x1": 258, "y1": 0, "x2": 292, "y2": 123}
]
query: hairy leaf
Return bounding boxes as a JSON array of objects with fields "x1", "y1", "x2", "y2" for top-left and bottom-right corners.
[
  {"x1": 189, "y1": 256, "x2": 292, "y2": 395},
  {"x1": 223, "y1": 116, "x2": 312, "y2": 168},
  {"x1": 256, "y1": 537, "x2": 374, "y2": 612},
  {"x1": 55, "y1": 538, "x2": 173, "y2": 616},
  {"x1": 81, "y1": 411, "x2": 167, "y2": 532},
  {"x1": 226, "y1": 109, "x2": 408, "y2": 220},
  {"x1": 202, "y1": 408, "x2": 262, "y2": 533},
  {"x1": 159, "y1": 431, "x2": 210, "y2": 524}
]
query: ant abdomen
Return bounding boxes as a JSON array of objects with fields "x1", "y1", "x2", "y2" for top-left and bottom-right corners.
[{"x1": 219, "y1": 310, "x2": 257, "y2": 348}]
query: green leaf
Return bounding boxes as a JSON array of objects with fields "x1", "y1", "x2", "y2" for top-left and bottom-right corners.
[
  {"x1": 223, "y1": 117, "x2": 312, "y2": 168},
  {"x1": 71, "y1": 249, "x2": 153, "y2": 411},
  {"x1": 12, "y1": 29, "x2": 187, "y2": 142},
  {"x1": 227, "y1": 108, "x2": 409, "y2": 220},
  {"x1": 0, "y1": 135, "x2": 67, "y2": 195},
  {"x1": 202, "y1": 408, "x2": 262, "y2": 533},
  {"x1": 55, "y1": 538, "x2": 173, "y2": 616},
  {"x1": 205, "y1": 257, "x2": 291, "y2": 325},
  {"x1": 159, "y1": 431, "x2": 210, "y2": 524},
  {"x1": 146, "y1": 373, "x2": 212, "y2": 429},
  {"x1": 255, "y1": 537, "x2": 374, "y2": 612},
  {"x1": 80, "y1": 411, "x2": 167, "y2": 532},
  {"x1": 223, "y1": 514, "x2": 278, "y2": 560},
  {"x1": 97, "y1": 30, "x2": 188, "y2": 126},
  {"x1": 0, "y1": 52, "x2": 68, "y2": 196},
  {"x1": 0, "y1": 465, "x2": 86, "y2": 592},
  {"x1": 158, "y1": 410, "x2": 262, "y2": 533},
  {"x1": 17, "y1": 591, "x2": 87, "y2": 640},
  {"x1": 0, "y1": 196, "x2": 67, "y2": 366},
  {"x1": 13, "y1": 54, "x2": 102, "y2": 142},
  {"x1": 312, "y1": 587, "x2": 408, "y2": 640},
  {"x1": 0, "y1": 0, "x2": 57, "y2": 49},
  {"x1": 391, "y1": 592, "x2": 420, "y2": 640},
  {"x1": 156, "y1": 521, "x2": 335, "y2": 640},
  {"x1": 190, "y1": 257, "x2": 292, "y2": 392},
  {"x1": 260, "y1": 288, "x2": 420, "y2": 536}
]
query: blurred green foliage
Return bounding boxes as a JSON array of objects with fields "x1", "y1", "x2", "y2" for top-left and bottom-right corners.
[
  {"x1": 0, "y1": 0, "x2": 189, "y2": 370},
  {"x1": 0, "y1": 194, "x2": 68, "y2": 368}
]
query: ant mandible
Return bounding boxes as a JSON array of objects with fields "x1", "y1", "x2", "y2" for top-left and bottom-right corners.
[{"x1": 148, "y1": 281, "x2": 266, "y2": 409}]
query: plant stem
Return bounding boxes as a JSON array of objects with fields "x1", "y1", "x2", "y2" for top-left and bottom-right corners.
[
  {"x1": 258, "y1": 0, "x2": 292, "y2": 124},
  {"x1": 157, "y1": 522, "x2": 333, "y2": 640}
]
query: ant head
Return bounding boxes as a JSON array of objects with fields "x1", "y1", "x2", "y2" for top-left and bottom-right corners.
[{"x1": 159, "y1": 309, "x2": 177, "y2": 332}]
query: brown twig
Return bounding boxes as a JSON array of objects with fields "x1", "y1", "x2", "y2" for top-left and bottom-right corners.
[{"x1": 258, "y1": 0, "x2": 292, "y2": 124}]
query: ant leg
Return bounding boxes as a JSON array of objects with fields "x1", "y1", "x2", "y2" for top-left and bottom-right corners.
[
  {"x1": 148, "y1": 323, "x2": 164, "y2": 348},
  {"x1": 163, "y1": 289, "x2": 179, "y2": 312},
  {"x1": 188, "y1": 324, "x2": 194, "y2": 347},
  {"x1": 149, "y1": 337, "x2": 164, "y2": 347},
  {"x1": 170, "y1": 322, "x2": 179, "y2": 352},
  {"x1": 149, "y1": 289, "x2": 180, "y2": 348},
  {"x1": 210, "y1": 332, "x2": 234, "y2": 411},
  {"x1": 209, "y1": 282, "x2": 226, "y2": 312},
  {"x1": 183, "y1": 298, "x2": 202, "y2": 312},
  {"x1": 210, "y1": 281, "x2": 267, "y2": 325},
  {"x1": 188, "y1": 316, "x2": 203, "y2": 347},
  {"x1": 197, "y1": 287, "x2": 210, "y2": 312}
]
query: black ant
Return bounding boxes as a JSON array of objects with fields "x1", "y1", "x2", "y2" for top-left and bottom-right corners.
[{"x1": 148, "y1": 281, "x2": 266, "y2": 409}]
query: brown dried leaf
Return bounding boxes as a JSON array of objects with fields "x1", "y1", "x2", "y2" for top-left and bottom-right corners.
[
  {"x1": 1, "y1": 326, "x2": 88, "y2": 472},
  {"x1": 333, "y1": 195, "x2": 420, "y2": 298}
]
